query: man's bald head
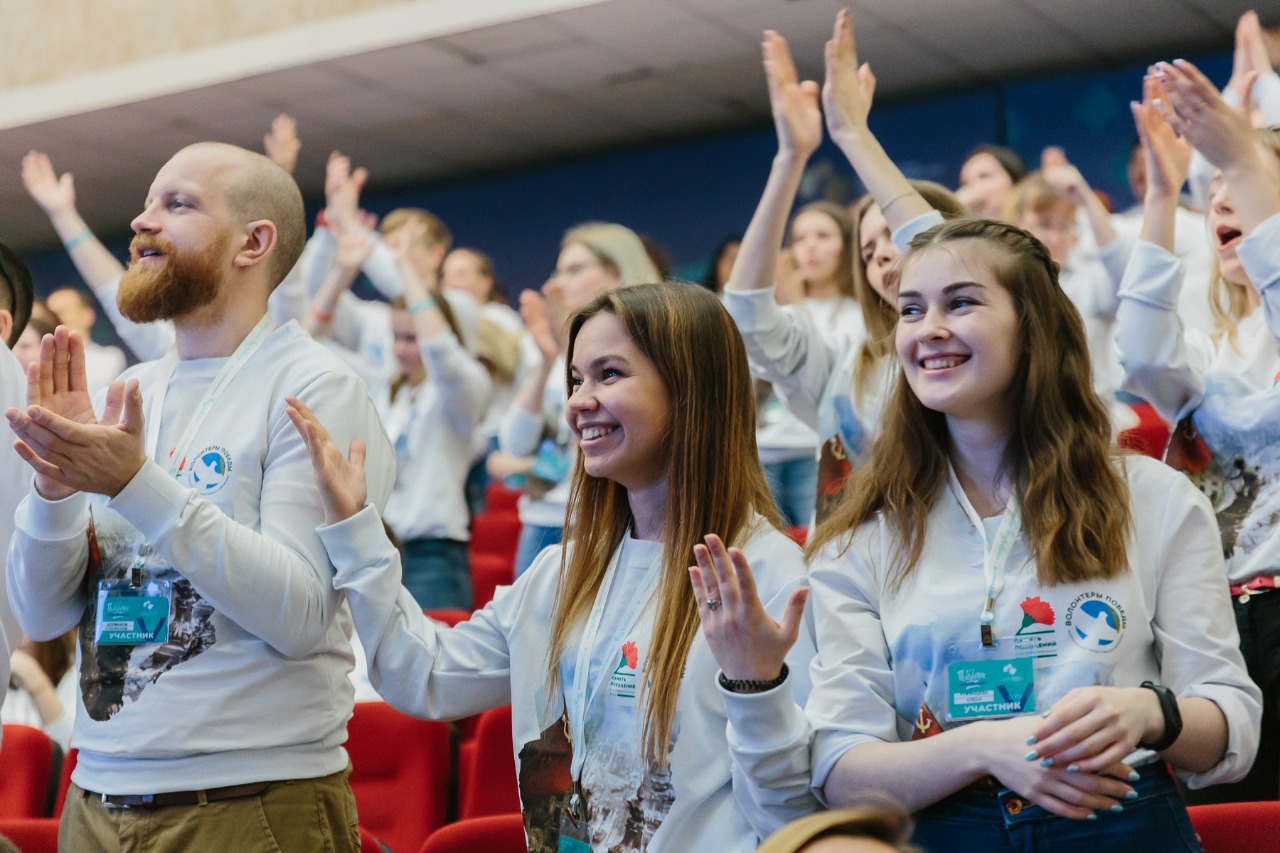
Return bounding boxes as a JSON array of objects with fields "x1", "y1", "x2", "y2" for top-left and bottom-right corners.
[{"x1": 171, "y1": 142, "x2": 305, "y2": 287}]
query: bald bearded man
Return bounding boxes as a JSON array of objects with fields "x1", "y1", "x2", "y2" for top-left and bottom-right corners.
[{"x1": 6, "y1": 143, "x2": 395, "y2": 852}]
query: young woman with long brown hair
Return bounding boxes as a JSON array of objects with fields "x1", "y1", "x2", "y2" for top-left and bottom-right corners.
[
  {"x1": 287, "y1": 282, "x2": 816, "y2": 851},
  {"x1": 790, "y1": 217, "x2": 1258, "y2": 851}
]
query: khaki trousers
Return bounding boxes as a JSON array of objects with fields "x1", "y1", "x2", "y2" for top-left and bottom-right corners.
[{"x1": 59, "y1": 765, "x2": 360, "y2": 853}]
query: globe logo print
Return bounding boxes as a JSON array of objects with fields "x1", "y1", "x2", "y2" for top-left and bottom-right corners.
[
  {"x1": 1071, "y1": 599, "x2": 1121, "y2": 651},
  {"x1": 190, "y1": 450, "x2": 229, "y2": 494}
]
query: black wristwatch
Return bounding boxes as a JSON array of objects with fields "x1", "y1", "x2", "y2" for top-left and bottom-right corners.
[{"x1": 1138, "y1": 681, "x2": 1183, "y2": 752}]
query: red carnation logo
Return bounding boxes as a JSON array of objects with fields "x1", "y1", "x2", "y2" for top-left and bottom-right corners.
[
  {"x1": 620, "y1": 640, "x2": 639, "y2": 670},
  {"x1": 1017, "y1": 596, "x2": 1055, "y2": 634}
]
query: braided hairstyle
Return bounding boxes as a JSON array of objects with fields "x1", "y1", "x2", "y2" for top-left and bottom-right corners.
[{"x1": 809, "y1": 217, "x2": 1132, "y2": 589}]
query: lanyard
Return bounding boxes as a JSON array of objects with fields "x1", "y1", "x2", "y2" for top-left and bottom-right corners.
[
  {"x1": 565, "y1": 538, "x2": 663, "y2": 782},
  {"x1": 143, "y1": 314, "x2": 275, "y2": 476},
  {"x1": 979, "y1": 492, "x2": 1023, "y2": 647}
]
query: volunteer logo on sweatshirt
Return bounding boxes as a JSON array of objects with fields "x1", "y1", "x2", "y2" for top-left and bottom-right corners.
[
  {"x1": 1065, "y1": 593, "x2": 1125, "y2": 653},
  {"x1": 609, "y1": 640, "x2": 639, "y2": 701},
  {"x1": 188, "y1": 446, "x2": 232, "y2": 494}
]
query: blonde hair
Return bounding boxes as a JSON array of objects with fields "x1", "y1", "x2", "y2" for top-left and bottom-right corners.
[
  {"x1": 381, "y1": 208, "x2": 451, "y2": 252},
  {"x1": 1209, "y1": 127, "x2": 1280, "y2": 344},
  {"x1": 562, "y1": 222, "x2": 661, "y2": 287},
  {"x1": 1003, "y1": 172, "x2": 1074, "y2": 223},
  {"x1": 811, "y1": 219, "x2": 1131, "y2": 588},
  {"x1": 546, "y1": 283, "x2": 781, "y2": 766}
]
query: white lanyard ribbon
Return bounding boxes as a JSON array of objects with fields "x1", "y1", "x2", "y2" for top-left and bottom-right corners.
[
  {"x1": 143, "y1": 314, "x2": 276, "y2": 477},
  {"x1": 565, "y1": 539, "x2": 663, "y2": 781},
  {"x1": 979, "y1": 492, "x2": 1023, "y2": 647}
]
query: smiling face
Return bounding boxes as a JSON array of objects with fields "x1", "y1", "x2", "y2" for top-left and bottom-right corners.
[
  {"x1": 790, "y1": 209, "x2": 845, "y2": 289},
  {"x1": 566, "y1": 311, "x2": 671, "y2": 493},
  {"x1": 118, "y1": 146, "x2": 241, "y2": 323},
  {"x1": 896, "y1": 244, "x2": 1022, "y2": 429},
  {"x1": 959, "y1": 152, "x2": 1016, "y2": 219}
]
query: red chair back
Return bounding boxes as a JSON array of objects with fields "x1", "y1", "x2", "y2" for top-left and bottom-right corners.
[
  {"x1": 470, "y1": 514, "x2": 522, "y2": 565},
  {"x1": 0, "y1": 817, "x2": 59, "y2": 853},
  {"x1": 0, "y1": 725, "x2": 56, "y2": 818},
  {"x1": 1189, "y1": 801, "x2": 1280, "y2": 852},
  {"x1": 457, "y1": 705, "x2": 519, "y2": 820},
  {"x1": 347, "y1": 702, "x2": 451, "y2": 853},
  {"x1": 418, "y1": 813, "x2": 526, "y2": 853},
  {"x1": 423, "y1": 609, "x2": 472, "y2": 628},
  {"x1": 470, "y1": 553, "x2": 515, "y2": 610},
  {"x1": 484, "y1": 483, "x2": 521, "y2": 514}
]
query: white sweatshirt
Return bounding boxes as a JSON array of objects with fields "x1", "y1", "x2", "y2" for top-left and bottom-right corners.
[
  {"x1": 807, "y1": 456, "x2": 1260, "y2": 797},
  {"x1": 5, "y1": 322, "x2": 396, "y2": 794},
  {"x1": 382, "y1": 330, "x2": 492, "y2": 542},
  {"x1": 319, "y1": 509, "x2": 818, "y2": 852},
  {"x1": 1116, "y1": 213, "x2": 1280, "y2": 585}
]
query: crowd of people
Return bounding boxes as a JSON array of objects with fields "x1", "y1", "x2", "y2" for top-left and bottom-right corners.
[{"x1": 1, "y1": 6, "x2": 1278, "y2": 852}]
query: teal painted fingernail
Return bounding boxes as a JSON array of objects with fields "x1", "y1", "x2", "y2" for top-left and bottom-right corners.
[
  {"x1": 1110, "y1": 804, "x2": 1124, "y2": 813},
  {"x1": 1128, "y1": 770, "x2": 1140, "y2": 782},
  {"x1": 1086, "y1": 813, "x2": 1098, "y2": 821},
  {"x1": 1024, "y1": 750, "x2": 1038, "y2": 762},
  {"x1": 1039, "y1": 758, "x2": 1054, "y2": 768},
  {"x1": 1025, "y1": 735, "x2": 1037, "y2": 746},
  {"x1": 1066, "y1": 764, "x2": 1079, "y2": 773},
  {"x1": 1126, "y1": 790, "x2": 1139, "y2": 800}
]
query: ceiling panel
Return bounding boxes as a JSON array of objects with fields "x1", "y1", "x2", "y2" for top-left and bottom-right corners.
[
  {"x1": 1017, "y1": 0, "x2": 1223, "y2": 62},
  {"x1": 473, "y1": 93, "x2": 638, "y2": 148},
  {"x1": 491, "y1": 42, "x2": 650, "y2": 93},
  {"x1": 436, "y1": 16, "x2": 579, "y2": 62},
  {"x1": 545, "y1": 0, "x2": 753, "y2": 69}
]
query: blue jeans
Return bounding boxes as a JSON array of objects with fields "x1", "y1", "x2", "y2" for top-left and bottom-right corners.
[
  {"x1": 402, "y1": 538, "x2": 471, "y2": 609},
  {"x1": 910, "y1": 762, "x2": 1201, "y2": 853},
  {"x1": 514, "y1": 523, "x2": 563, "y2": 578},
  {"x1": 762, "y1": 456, "x2": 818, "y2": 527}
]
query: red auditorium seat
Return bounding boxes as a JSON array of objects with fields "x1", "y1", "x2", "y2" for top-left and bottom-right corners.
[
  {"x1": 1189, "y1": 801, "x2": 1280, "y2": 852},
  {"x1": 424, "y1": 608, "x2": 472, "y2": 628},
  {"x1": 347, "y1": 702, "x2": 451, "y2": 853},
  {"x1": 471, "y1": 553, "x2": 514, "y2": 610},
  {"x1": 484, "y1": 483, "x2": 521, "y2": 514},
  {"x1": 0, "y1": 725, "x2": 57, "y2": 819},
  {"x1": 359, "y1": 825, "x2": 386, "y2": 853},
  {"x1": 470, "y1": 513, "x2": 522, "y2": 565},
  {"x1": 53, "y1": 748, "x2": 76, "y2": 816},
  {"x1": 418, "y1": 813, "x2": 526, "y2": 853},
  {"x1": 0, "y1": 817, "x2": 59, "y2": 853},
  {"x1": 457, "y1": 705, "x2": 519, "y2": 820}
]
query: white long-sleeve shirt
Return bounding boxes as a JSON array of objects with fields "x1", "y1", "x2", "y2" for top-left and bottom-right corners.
[
  {"x1": 382, "y1": 330, "x2": 492, "y2": 542},
  {"x1": 3, "y1": 668, "x2": 77, "y2": 750},
  {"x1": 806, "y1": 456, "x2": 1260, "y2": 797},
  {"x1": 6, "y1": 321, "x2": 395, "y2": 794},
  {"x1": 319, "y1": 509, "x2": 817, "y2": 852},
  {"x1": 1116, "y1": 213, "x2": 1280, "y2": 585}
]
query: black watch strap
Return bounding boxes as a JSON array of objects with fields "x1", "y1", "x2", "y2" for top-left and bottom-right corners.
[{"x1": 1138, "y1": 681, "x2": 1183, "y2": 752}]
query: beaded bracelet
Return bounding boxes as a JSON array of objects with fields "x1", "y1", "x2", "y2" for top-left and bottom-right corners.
[
  {"x1": 63, "y1": 228, "x2": 92, "y2": 251},
  {"x1": 718, "y1": 663, "x2": 789, "y2": 694}
]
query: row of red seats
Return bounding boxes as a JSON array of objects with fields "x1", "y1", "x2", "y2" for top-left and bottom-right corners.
[{"x1": 470, "y1": 483, "x2": 521, "y2": 610}]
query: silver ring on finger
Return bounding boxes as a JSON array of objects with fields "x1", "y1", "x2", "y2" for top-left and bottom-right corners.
[{"x1": 706, "y1": 598, "x2": 722, "y2": 612}]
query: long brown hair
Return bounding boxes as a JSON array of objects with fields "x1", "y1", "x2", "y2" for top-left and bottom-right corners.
[
  {"x1": 546, "y1": 282, "x2": 782, "y2": 765},
  {"x1": 850, "y1": 182, "x2": 965, "y2": 398},
  {"x1": 1209, "y1": 127, "x2": 1280, "y2": 344},
  {"x1": 810, "y1": 219, "x2": 1131, "y2": 587},
  {"x1": 791, "y1": 201, "x2": 856, "y2": 299}
]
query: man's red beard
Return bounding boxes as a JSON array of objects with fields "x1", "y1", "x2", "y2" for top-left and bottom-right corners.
[{"x1": 117, "y1": 235, "x2": 227, "y2": 323}]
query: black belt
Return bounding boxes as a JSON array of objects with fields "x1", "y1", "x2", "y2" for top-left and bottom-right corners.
[{"x1": 85, "y1": 781, "x2": 273, "y2": 809}]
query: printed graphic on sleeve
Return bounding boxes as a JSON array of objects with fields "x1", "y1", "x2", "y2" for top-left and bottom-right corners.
[{"x1": 76, "y1": 507, "x2": 217, "y2": 722}]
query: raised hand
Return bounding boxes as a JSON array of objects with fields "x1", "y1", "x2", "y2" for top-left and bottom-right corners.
[
  {"x1": 688, "y1": 534, "x2": 807, "y2": 682},
  {"x1": 264, "y1": 113, "x2": 301, "y2": 174},
  {"x1": 21, "y1": 152, "x2": 76, "y2": 216},
  {"x1": 520, "y1": 289, "x2": 560, "y2": 363},
  {"x1": 324, "y1": 152, "x2": 368, "y2": 231},
  {"x1": 822, "y1": 8, "x2": 877, "y2": 144},
  {"x1": 1153, "y1": 60, "x2": 1257, "y2": 171},
  {"x1": 1040, "y1": 147, "x2": 1091, "y2": 207},
  {"x1": 763, "y1": 30, "x2": 823, "y2": 159},
  {"x1": 1226, "y1": 11, "x2": 1271, "y2": 110},
  {"x1": 333, "y1": 214, "x2": 377, "y2": 272},
  {"x1": 1132, "y1": 75, "x2": 1191, "y2": 199},
  {"x1": 6, "y1": 328, "x2": 146, "y2": 499},
  {"x1": 285, "y1": 395, "x2": 367, "y2": 525}
]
